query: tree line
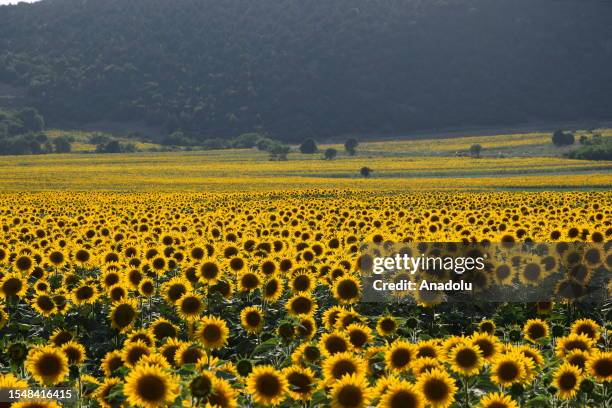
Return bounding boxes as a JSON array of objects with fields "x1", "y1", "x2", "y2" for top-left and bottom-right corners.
[{"x1": 1, "y1": 0, "x2": 611, "y2": 143}]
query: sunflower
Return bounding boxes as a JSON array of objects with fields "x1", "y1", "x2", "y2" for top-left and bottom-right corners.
[
  {"x1": 13, "y1": 253, "x2": 35, "y2": 273},
  {"x1": 415, "y1": 339, "x2": 441, "y2": 359},
  {"x1": 95, "y1": 377, "x2": 123, "y2": 408},
  {"x1": 536, "y1": 301, "x2": 554, "y2": 315},
  {"x1": 335, "y1": 308, "x2": 366, "y2": 330},
  {"x1": 320, "y1": 331, "x2": 353, "y2": 356},
  {"x1": 379, "y1": 380, "x2": 425, "y2": 408},
  {"x1": 238, "y1": 271, "x2": 261, "y2": 293},
  {"x1": 138, "y1": 353, "x2": 171, "y2": 369},
  {"x1": 127, "y1": 329, "x2": 156, "y2": 347},
  {"x1": 570, "y1": 318, "x2": 601, "y2": 342},
  {"x1": 174, "y1": 342, "x2": 206, "y2": 366},
  {"x1": 0, "y1": 372, "x2": 28, "y2": 389},
  {"x1": 149, "y1": 317, "x2": 179, "y2": 342},
  {"x1": 71, "y1": 283, "x2": 99, "y2": 305},
  {"x1": 0, "y1": 272, "x2": 27, "y2": 299},
  {"x1": 49, "y1": 329, "x2": 73, "y2": 347},
  {"x1": 12, "y1": 401, "x2": 62, "y2": 408},
  {"x1": 448, "y1": 342, "x2": 483, "y2": 376},
  {"x1": 246, "y1": 365, "x2": 288, "y2": 406},
  {"x1": 195, "y1": 315, "x2": 229, "y2": 349},
  {"x1": 101, "y1": 349, "x2": 124, "y2": 377},
  {"x1": 376, "y1": 315, "x2": 398, "y2": 337},
  {"x1": 553, "y1": 363, "x2": 583, "y2": 400},
  {"x1": 565, "y1": 349, "x2": 590, "y2": 371},
  {"x1": 189, "y1": 370, "x2": 215, "y2": 399},
  {"x1": 323, "y1": 352, "x2": 367, "y2": 385},
  {"x1": 478, "y1": 319, "x2": 496, "y2": 335},
  {"x1": 323, "y1": 305, "x2": 345, "y2": 331},
  {"x1": 478, "y1": 392, "x2": 518, "y2": 408},
  {"x1": 471, "y1": 332, "x2": 500, "y2": 362},
  {"x1": 333, "y1": 275, "x2": 362, "y2": 304},
  {"x1": 138, "y1": 278, "x2": 156, "y2": 297},
  {"x1": 286, "y1": 293, "x2": 317, "y2": 316},
  {"x1": 555, "y1": 333, "x2": 594, "y2": 358},
  {"x1": 61, "y1": 341, "x2": 87, "y2": 365},
  {"x1": 330, "y1": 373, "x2": 372, "y2": 408},
  {"x1": 124, "y1": 363, "x2": 180, "y2": 408},
  {"x1": 109, "y1": 299, "x2": 139, "y2": 332},
  {"x1": 176, "y1": 292, "x2": 205, "y2": 321},
  {"x1": 159, "y1": 338, "x2": 185, "y2": 367},
  {"x1": 121, "y1": 340, "x2": 152, "y2": 368},
  {"x1": 31, "y1": 293, "x2": 56, "y2": 317},
  {"x1": 206, "y1": 376, "x2": 239, "y2": 408},
  {"x1": 161, "y1": 277, "x2": 190, "y2": 305},
  {"x1": 263, "y1": 276, "x2": 284, "y2": 302},
  {"x1": 415, "y1": 368, "x2": 457, "y2": 408},
  {"x1": 490, "y1": 353, "x2": 526, "y2": 387},
  {"x1": 523, "y1": 319, "x2": 549, "y2": 343},
  {"x1": 346, "y1": 323, "x2": 372, "y2": 350},
  {"x1": 283, "y1": 365, "x2": 317, "y2": 401},
  {"x1": 198, "y1": 260, "x2": 222, "y2": 284},
  {"x1": 25, "y1": 345, "x2": 69, "y2": 385},
  {"x1": 290, "y1": 271, "x2": 315, "y2": 293},
  {"x1": 411, "y1": 357, "x2": 441, "y2": 377},
  {"x1": 291, "y1": 343, "x2": 322, "y2": 366},
  {"x1": 586, "y1": 350, "x2": 612, "y2": 382},
  {"x1": 240, "y1": 306, "x2": 264, "y2": 334},
  {"x1": 385, "y1": 340, "x2": 417, "y2": 373}
]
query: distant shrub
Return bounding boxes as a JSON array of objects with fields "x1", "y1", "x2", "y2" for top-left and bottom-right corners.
[
  {"x1": 470, "y1": 143, "x2": 482, "y2": 158},
  {"x1": 324, "y1": 148, "x2": 337, "y2": 160},
  {"x1": 268, "y1": 142, "x2": 290, "y2": 161},
  {"x1": 344, "y1": 138, "x2": 358, "y2": 155},
  {"x1": 567, "y1": 142, "x2": 612, "y2": 161},
  {"x1": 200, "y1": 138, "x2": 229, "y2": 150},
  {"x1": 232, "y1": 132, "x2": 262, "y2": 148},
  {"x1": 52, "y1": 136, "x2": 72, "y2": 153},
  {"x1": 88, "y1": 133, "x2": 111, "y2": 145},
  {"x1": 96, "y1": 139, "x2": 137, "y2": 153},
  {"x1": 299, "y1": 139, "x2": 318, "y2": 154},
  {"x1": 552, "y1": 130, "x2": 575, "y2": 146},
  {"x1": 360, "y1": 166, "x2": 372, "y2": 178},
  {"x1": 162, "y1": 131, "x2": 198, "y2": 146}
]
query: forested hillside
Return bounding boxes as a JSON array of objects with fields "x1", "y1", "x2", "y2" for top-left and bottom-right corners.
[{"x1": 1, "y1": 0, "x2": 611, "y2": 141}]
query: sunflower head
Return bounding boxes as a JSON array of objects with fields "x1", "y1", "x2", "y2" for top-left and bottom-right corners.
[{"x1": 246, "y1": 365, "x2": 288, "y2": 406}]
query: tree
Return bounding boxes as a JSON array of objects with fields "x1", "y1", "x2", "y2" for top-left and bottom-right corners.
[
  {"x1": 324, "y1": 148, "x2": 337, "y2": 160},
  {"x1": 268, "y1": 143, "x2": 290, "y2": 161},
  {"x1": 344, "y1": 138, "x2": 359, "y2": 155},
  {"x1": 299, "y1": 139, "x2": 318, "y2": 154},
  {"x1": 360, "y1": 166, "x2": 372, "y2": 178},
  {"x1": 97, "y1": 140, "x2": 122, "y2": 153},
  {"x1": 53, "y1": 136, "x2": 72, "y2": 153},
  {"x1": 232, "y1": 133, "x2": 262, "y2": 148},
  {"x1": 16, "y1": 108, "x2": 44, "y2": 133},
  {"x1": 470, "y1": 143, "x2": 482, "y2": 158},
  {"x1": 552, "y1": 130, "x2": 575, "y2": 147}
]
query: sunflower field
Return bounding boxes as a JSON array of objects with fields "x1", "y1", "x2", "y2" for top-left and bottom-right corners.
[{"x1": 0, "y1": 190, "x2": 610, "y2": 408}]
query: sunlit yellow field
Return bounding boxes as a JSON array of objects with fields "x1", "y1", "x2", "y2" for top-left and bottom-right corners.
[{"x1": 0, "y1": 131, "x2": 610, "y2": 408}]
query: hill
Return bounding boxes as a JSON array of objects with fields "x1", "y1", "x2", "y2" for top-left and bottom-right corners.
[{"x1": 1, "y1": 0, "x2": 612, "y2": 142}]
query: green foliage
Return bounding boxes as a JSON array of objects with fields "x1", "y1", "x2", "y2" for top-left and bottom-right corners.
[
  {"x1": 267, "y1": 142, "x2": 290, "y2": 161},
  {"x1": 95, "y1": 139, "x2": 136, "y2": 154},
  {"x1": 344, "y1": 138, "x2": 358, "y2": 155},
  {"x1": 324, "y1": 148, "x2": 337, "y2": 160},
  {"x1": 552, "y1": 130, "x2": 575, "y2": 147},
  {"x1": 360, "y1": 166, "x2": 372, "y2": 178},
  {"x1": 567, "y1": 141, "x2": 612, "y2": 161},
  {"x1": 470, "y1": 143, "x2": 482, "y2": 158},
  {"x1": 2, "y1": 0, "x2": 610, "y2": 140},
  {"x1": 299, "y1": 139, "x2": 318, "y2": 154},
  {"x1": 52, "y1": 135, "x2": 72, "y2": 153}
]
